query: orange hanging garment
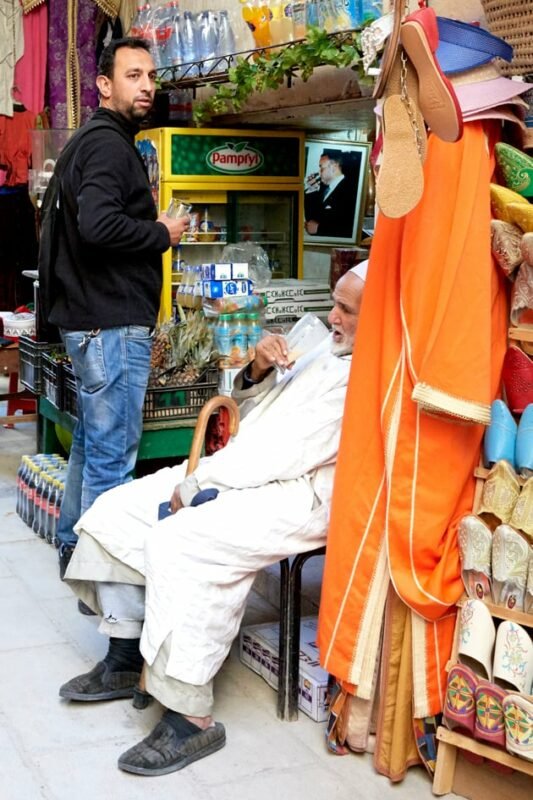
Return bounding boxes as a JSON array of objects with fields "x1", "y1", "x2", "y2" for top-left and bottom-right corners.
[{"x1": 318, "y1": 122, "x2": 508, "y2": 718}]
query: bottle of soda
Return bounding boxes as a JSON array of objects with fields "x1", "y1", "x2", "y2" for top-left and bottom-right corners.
[
  {"x1": 32, "y1": 468, "x2": 45, "y2": 536},
  {"x1": 27, "y1": 466, "x2": 40, "y2": 530},
  {"x1": 21, "y1": 456, "x2": 32, "y2": 524},
  {"x1": 39, "y1": 474, "x2": 51, "y2": 540},
  {"x1": 47, "y1": 478, "x2": 58, "y2": 545},
  {"x1": 16, "y1": 457, "x2": 27, "y2": 518}
]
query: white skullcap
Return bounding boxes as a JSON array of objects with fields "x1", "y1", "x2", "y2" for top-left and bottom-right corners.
[{"x1": 349, "y1": 259, "x2": 369, "y2": 283}]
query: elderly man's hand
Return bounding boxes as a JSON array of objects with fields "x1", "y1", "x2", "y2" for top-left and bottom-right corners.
[
  {"x1": 249, "y1": 334, "x2": 291, "y2": 381},
  {"x1": 169, "y1": 484, "x2": 185, "y2": 514}
]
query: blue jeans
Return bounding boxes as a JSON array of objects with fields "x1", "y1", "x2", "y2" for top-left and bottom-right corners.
[{"x1": 56, "y1": 325, "x2": 153, "y2": 549}]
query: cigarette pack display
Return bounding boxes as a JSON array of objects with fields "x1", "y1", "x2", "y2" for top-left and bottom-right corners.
[
  {"x1": 202, "y1": 279, "x2": 252, "y2": 298},
  {"x1": 231, "y1": 262, "x2": 249, "y2": 279},
  {"x1": 202, "y1": 263, "x2": 232, "y2": 280}
]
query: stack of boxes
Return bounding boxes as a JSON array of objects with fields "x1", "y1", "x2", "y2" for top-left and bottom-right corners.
[
  {"x1": 262, "y1": 280, "x2": 333, "y2": 326},
  {"x1": 239, "y1": 616, "x2": 329, "y2": 722}
]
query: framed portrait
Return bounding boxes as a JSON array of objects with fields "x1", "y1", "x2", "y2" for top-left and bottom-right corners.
[{"x1": 303, "y1": 138, "x2": 370, "y2": 246}]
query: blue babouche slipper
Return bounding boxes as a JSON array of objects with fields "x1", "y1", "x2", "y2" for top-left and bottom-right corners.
[
  {"x1": 516, "y1": 403, "x2": 533, "y2": 476},
  {"x1": 484, "y1": 399, "x2": 517, "y2": 469}
]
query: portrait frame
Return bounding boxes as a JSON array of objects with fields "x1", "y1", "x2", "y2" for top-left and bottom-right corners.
[{"x1": 303, "y1": 137, "x2": 370, "y2": 246}]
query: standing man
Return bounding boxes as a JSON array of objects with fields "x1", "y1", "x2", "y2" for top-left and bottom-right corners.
[
  {"x1": 43, "y1": 38, "x2": 190, "y2": 581},
  {"x1": 304, "y1": 149, "x2": 358, "y2": 239}
]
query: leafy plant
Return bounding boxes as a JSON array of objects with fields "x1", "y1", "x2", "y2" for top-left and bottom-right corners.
[{"x1": 192, "y1": 28, "x2": 368, "y2": 126}]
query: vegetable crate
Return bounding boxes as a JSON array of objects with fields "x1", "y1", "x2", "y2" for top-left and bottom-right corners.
[
  {"x1": 42, "y1": 351, "x2": 66, "y2": 409},
  {"x1": 143, "y1": 367, "x2": 219, "y2": 421},
  {"x1": 62, "y1": 362, "x2": 78, "y2": 419},
  {"x1": 18, "y1": 336, "x2": 62, "y2": 394}
]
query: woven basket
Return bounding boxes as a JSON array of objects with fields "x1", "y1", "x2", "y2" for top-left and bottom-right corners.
[{"x1": 482, "y1": 0, "x2": 533, "y2": 76}]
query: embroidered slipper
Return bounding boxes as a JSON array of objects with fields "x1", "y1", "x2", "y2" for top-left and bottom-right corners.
[
  {"x1": 493, "y1": 621, "x2": 533, "y2": 695},
  {"x1": 458, "y1": 515, "x2": 493, "y2": 600},
  {"x1": 526, "y1": 549, "x2": 533, "y2": 615},
  {"x1": 510, "y1": 473, "x2": 533, "y2": 538},
  {"x1": 477, "y1": 460, "x2": 520, "y2": 525},
  {"x1": 457, "y1": 599, "x2": 496, "y2": 680},
  {"x1": 118, "y1": 710, "x2": 226, "y2": 776},
  {"x1": 375, "y1": 94, "x2": 424, "y2": 219},
  {"x1": 491, "y1": 524, "x2": 529, "y2": 611},
  {"x1": 474, "y1": 680, "x2": 507, "y2": 747},
  {"x1": 443, "y1": 663, "x2": 479, "y2": 734},
  {"x1": 495, "y1": 142, "x2": 533, "y2": 199},
  {"x1": 490, "y1": 184, "x2": 529, "y2": 223},
  {"x1": 399, "y1": 7, "x2": 463, "y2": 143},
  {"x1": 503, "y1": 693, "x2": 533, "y2": 762},
  {"x1": 442, "y1": 664, "x2": 484, "y2": 765},
  {"x1": 502, "y1": 345, "x2": 533, "y2": 415}
]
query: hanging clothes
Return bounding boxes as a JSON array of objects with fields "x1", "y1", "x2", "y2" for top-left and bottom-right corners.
[
  {"x1": 13, "y1": 2, "x2": 48, "y2": 114},
  {"x1": 318, "y1": 122, "x2": 509, "y2": 774},
  {"x1": 0, "y1": 107, "x2": 35, "y2": 185},
  {"x1": 0, "y1": 0, "x2": 23, "y2": 117},
  {"x1": 47, "y1": 0, "x2": 119, "y2": 129}
]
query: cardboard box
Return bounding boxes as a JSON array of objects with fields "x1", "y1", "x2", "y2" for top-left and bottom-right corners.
[
  {"x1": 263, "y1": 280, "x2": 332, "y2": 302},
  {"x1": 202, "y1": 279, "x2": 252, "y2": 298},
  {"x1": 264, "y1": 299, "x2": 333, "y2": 320},
  {"x1": 239, "y1": 616, "x2": 329, "y2": 722}
]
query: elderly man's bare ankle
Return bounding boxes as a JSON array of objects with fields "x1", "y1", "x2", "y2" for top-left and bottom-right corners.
[{"x1": 184, "y1": 714, "x2": 214, "y2": 730}]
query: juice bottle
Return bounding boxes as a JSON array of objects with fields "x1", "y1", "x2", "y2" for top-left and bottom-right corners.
[{"x1": 240, "y1": 0, "x2": 272, "y2": 48}]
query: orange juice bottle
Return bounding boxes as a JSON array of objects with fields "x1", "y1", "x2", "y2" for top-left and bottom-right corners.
[{"x1": 240, "y1": 0, "x2": 272, "y2": 48}]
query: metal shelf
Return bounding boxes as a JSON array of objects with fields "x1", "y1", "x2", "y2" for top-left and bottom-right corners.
[{"x1": 156, "y1": 29, "x2": 361, "y2": 92}]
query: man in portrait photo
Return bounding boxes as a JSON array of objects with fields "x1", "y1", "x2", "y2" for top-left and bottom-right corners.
[{"x1": 304, "y1": 148, "x2": 359, "y2": 239}]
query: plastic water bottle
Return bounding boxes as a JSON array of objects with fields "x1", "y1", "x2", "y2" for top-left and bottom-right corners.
[
  {"x1": 197, "y1": 10, "x2": 218, "y2": 73},
  {"x1": 152, "y1": 2, "x2": 174, "y2": 68},
  {"x1": 216, "y1": 10, "x2": 236, "y2": 68},
  {"x1": 181, "y1": 11, "x2": 199, "y2": 76},
  {"x1": 167, "y1": 2, "x2": 182, "y2": 67},
  {"x1": 215, "y1": 314, "x2": 232, "y2": 358}
]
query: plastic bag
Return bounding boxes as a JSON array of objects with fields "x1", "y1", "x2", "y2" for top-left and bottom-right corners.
[{"x1": 221, "y1": 242, "x2": 271, "y2": 289}]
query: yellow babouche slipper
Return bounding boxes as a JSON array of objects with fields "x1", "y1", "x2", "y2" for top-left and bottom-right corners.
[
  {"x1": 508, "y1": 202, "x2": 533, "y2": 234},
  {"x1": 490, "y1": 183, "x2": 529, "y2": 223}
]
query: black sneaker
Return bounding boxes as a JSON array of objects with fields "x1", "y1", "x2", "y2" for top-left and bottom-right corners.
[{"x1": 58, "y1": 543, "x2": 75, "y2": 581}]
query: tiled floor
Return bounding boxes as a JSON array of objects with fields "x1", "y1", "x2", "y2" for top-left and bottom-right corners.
[{"x1": 0, "y1": 407, "x2": 456, "y2": 799}]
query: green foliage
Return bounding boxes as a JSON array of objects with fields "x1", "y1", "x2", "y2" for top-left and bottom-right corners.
[{"x1": 192, "y1": 28, "x2": 367, "y2": 126}]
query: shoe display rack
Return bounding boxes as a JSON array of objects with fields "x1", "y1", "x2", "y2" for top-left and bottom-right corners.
[{"x1": 432, "y1": 465, "x2": 533, "y2": 798}]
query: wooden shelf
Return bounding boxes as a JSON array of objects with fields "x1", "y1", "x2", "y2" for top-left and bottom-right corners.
[
  {"x1": 456, "y1": 595, "x2": 533, "y2": 628},
  {"x1": 433, "y1": 726, "x2": 533, "y2": 797}
]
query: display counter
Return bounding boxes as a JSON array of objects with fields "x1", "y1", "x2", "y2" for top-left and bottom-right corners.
[{"x1": 38, "y1": 397, "x2": 196, "y2": 464}]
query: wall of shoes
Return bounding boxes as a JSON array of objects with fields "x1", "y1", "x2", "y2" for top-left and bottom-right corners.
[{"x1": 433, "y1": 124, "x2": 533, "y2": 796}]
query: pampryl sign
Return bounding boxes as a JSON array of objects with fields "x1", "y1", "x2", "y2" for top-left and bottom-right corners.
[{"x1": 206, "y1": 141, "x2": 264, "y2": 174}]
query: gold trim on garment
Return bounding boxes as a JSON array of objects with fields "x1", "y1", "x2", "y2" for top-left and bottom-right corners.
[
  {"x1": 67, "y1": 0, "x2": 81, "y2": 129},
  {"x1": 21, "y1": 0, "x2": 46, "y2": 12},
  {"x1": 93, "y1": 0, "x2": 121, "y2": 18},
  {"x1": 412, "y1": 382, "x2": 491, "y2": 425}
]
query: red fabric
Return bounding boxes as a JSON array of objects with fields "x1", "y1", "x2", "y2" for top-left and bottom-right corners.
[{"x1": 0, "y1": 109, "x2": 36, "y2": 185}]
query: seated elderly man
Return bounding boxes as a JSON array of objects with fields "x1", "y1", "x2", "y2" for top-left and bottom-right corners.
[{"x1": 60, "y1": 264, "x2": 366, "y2": 777}]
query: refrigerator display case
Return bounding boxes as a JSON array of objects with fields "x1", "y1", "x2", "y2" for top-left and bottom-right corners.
[{"x1": 136, "y1": 127, "x2": 305, "y2": 321}]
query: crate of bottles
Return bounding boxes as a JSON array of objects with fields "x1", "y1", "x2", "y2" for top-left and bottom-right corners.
[
  {"x1": 18, "y1": 336, "x2": 62, "y2": 394},
  {"x1": 62, "y1": 362, "x2": 78, "y2": 419},
  {"x1": 42, "y1": 350, "x2": 67, "y2": 408},
  {"x1": 143, "y1": 367, "x2": 219, "y2": 421}
]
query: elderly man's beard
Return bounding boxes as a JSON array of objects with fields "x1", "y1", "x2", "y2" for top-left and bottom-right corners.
[{"x1": 330, "y1": 333, "x2": 354, "y2": 357}]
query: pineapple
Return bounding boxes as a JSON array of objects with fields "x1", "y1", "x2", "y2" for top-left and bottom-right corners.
[{"x1": 149, "y1": 309, "x2": 217, "y2": 387}]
